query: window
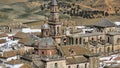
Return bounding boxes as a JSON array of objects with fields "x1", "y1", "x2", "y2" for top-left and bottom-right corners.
[
  {"x1": 71, "y1": 38, "x2": 74, "y2": 45},
  {"x1": 85, "y1": 63, "x2": 87, "y2": 68},
  {"x1": 69, "y1": 37, "x2": 71, "y2": 45},
  {"x1": 77, "y1": 65, "x2": 79, "y2": 68},
  {"x1": 69, "y1": 49, "x2": 75, "y2": 55},
  {"x1": 92, "y1": 38, "x2": 94, "y2": 41},
  {"x1": 99, "y1": 48, "x2": 102, "y2": 53},
  {"x1": 68, "y1": 66, "x2": 71, "y2": 68},
  {"x1": 63, "y1": 38, "x2": 67, "y2": 45},
  {"x1": 83, "y1": 39, "x2": 86, "y2": 44},
  {"x1": 83, "y1": 39, "x2": 85, "y2": 42},
  {"x1": 100, "y1": 37, "x2": 102, "y2": 40},
  {"x1": 57, "y1": 27, "x2": 59, "y2": 35},
  {"x1": 76, "y1": 38, "x2": 78, "y2": 44},
  {"x1": 54, "y1": 63, "x2": 58, "y2": 68},
  {"x1": 79, "y1": 37, "x2": 81, "y2": 44},
  {"x1": 46, "y1": 32, "x2": 48, "y2": 36},
  {"x1": 108, "y1": 37, "x2": 110, "y2": 43},
  {"x1": 41, "y1": 51, "x2": 44, "y2": 55},
  {"x1": 107, "y1": 47, "x2": 110, "y2": 53}
]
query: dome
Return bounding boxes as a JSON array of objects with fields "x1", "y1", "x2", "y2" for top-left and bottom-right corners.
[
  {"x1": 51, "y1": 0, "x2": 57, "y2": 5},
  {"x1": 41, "y1": 24, "x2": 50, "y2": 29},
  {"x1": 40, "y1": 37, "x2": 54, "y2": 46}
]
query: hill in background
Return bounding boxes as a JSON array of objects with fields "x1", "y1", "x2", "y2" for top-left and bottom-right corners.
[
  {"x1": 0, "y1": 0, "x2": 28, "y2": 4},
  {"x1": 0, "y1": 0, "x2": 119, "y2": 26}
]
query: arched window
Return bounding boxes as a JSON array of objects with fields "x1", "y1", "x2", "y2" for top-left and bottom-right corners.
[
  {"x1": 69, "y1": 37, "x2": 71, "y2": 45},
  {"x1": 79, "y1": 37, "x2": 81, "y2": 44},
  {"x1": 92, "y1": 37, "x2": 94, "y2": 41},
  {"x1": 108, "y1": 37, "x2": 110, "y2": 43},
  {"x1": 54, "y1": 63, "x2": 58, "y2": 68},
  {"x1": 68, "y1": 66, "x2": 71, "y2": 68},
  {"x1": 57, "y1": 27, "x2": 59, "y2": 35},
  {"x1": 85, "y1": 63, "x2": 87, "y2": 68},
  {"x1": 77, "y1": 65, "x2": 79, "y2": 68},
  {"x1": 69, "y1": 48, "x2": 75, "y2": 55},
  {"x1": 76, "y1": 38, "x2": 78, "y2": 45},
  {"x1": 63, "y1": 38, "x2": 67, "y2": 45},
  {"x1": 41, "y1": 51, "x2": 44, "y2": 55},
  {"x1": 71, "y1": 38, "x2": 74, "y2": 45},
  {"x1": 83, "y1": 39, "x2": 86, "y2": 44}
]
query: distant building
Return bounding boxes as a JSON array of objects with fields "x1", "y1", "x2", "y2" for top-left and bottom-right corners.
[
  {"x1": 4, "y1": 0, "x2": 120, "y2": 68},
  {"x1": 63, "y1": 19, "x2": 120, "y2": 56},
  {"x1": 31, "y1": 0, "x2": 100, "y2": 68},
  {"x1": 4, "y1": 60, "x2": 32, "y2": 68},
  {"x1": 0, "y1": 25, "x2": 11, "y2": 33}
]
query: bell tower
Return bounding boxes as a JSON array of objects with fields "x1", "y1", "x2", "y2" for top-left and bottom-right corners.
[
  {"x1": 50, "y1": 0, "x2": 59, "y2": 22},
  {"x1": 49, "y1": 0, "x2": 62, "y2": 44}
]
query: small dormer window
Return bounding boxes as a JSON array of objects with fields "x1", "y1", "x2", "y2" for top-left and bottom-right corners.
[{"x1": 69, "y1": 48, "x2": 75, "y2": 55}]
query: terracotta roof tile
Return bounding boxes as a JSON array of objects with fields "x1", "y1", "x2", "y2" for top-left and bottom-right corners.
[
  {"x1": 113, "y1": 57, "x2": 120, "y2": 60},
  {"x1": 0, "y1": 51, "x2": 17, "y2": 58},
  {"x1": 14, "y1": 32, "x2": 28, "y2": 39},
  {"x1": 66, "y1": 56, "x2": 88, "y2": 64},
  {"x1": 20, "y1": 63, "x2": 32, "y2": 68},
  {"x1": 18, "y1": 38, "x2": 34, "y2": 45},
  {"x1": 0, "y1": 33, "x2": 8, "y2": 38},
  {"x1": 32, "y1": 32, "x2": 41, "y2": 36},
  {"x1": 93, "y1": 18, "x2": 116, "y2": 27},
  {"x1": 6, "y1": 60, "x2": 22, "y2": 65},
  {"x1": 104, "y1": 64, "x2": 120, "y2": 68},
  {"x1": 60, "y1": 45, "x2": 90, "y2": 57},
  {"x1": 0, "y1": 39, "x2": 6, "y2": 44}
]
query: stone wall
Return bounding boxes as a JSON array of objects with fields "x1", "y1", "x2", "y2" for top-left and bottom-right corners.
[
  {"x1": 89, "y1": 57, "x2": 99, "y2": 68},
  {"x1": 67, "y1": 63, "x2": 89, "y2": 68},
  {"x1": 46, "y1": 60, "x2": 66, "y2": 68}
]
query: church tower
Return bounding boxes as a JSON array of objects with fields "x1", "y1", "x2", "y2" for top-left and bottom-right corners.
[{"x1": 48, "y1": 0, "x2": 62, "y2": 44}]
